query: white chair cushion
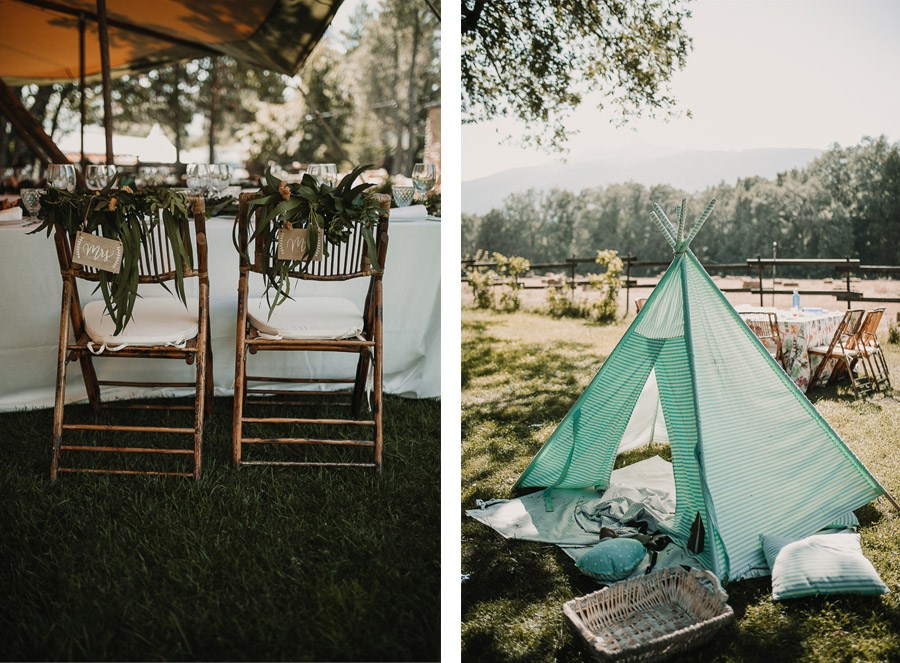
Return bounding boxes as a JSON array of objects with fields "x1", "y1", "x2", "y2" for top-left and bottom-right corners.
[
  {"x1": 84, "y1": 297, "x2": 199, "y2": 346},
  {"x1": 248, "y1": 296, "x2": 364, "y2": 340},
  {"x1": 809, "y1": 345, "x2": 857, "y2": 357}
]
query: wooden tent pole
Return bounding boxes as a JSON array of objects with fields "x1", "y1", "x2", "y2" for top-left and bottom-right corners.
[
  {"x1": 883, "y1": 491, "x2": 900, "y2": 514},
  {"x1": 78, "y1": 12, "x2": 86, "y2": 169},
  {"x1": 96, "y1": 0, "x2": 113, "y2": 165},
  {"x1": 0, "y1": 78, "x2": 71, "y2": 166}
]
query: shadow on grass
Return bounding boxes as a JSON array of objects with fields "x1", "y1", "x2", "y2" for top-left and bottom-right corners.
[
  {"x1": 462, "y1": 318, "x2": 607, "y2": 501},
  {"x1": 0, "y1": 395, "x2": 440, "y2": 662}
]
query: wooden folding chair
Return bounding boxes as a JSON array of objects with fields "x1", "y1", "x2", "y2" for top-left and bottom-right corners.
[
  {"x1": 806, "y1": 309, "x2": 865, "y2": 396},
  {"x1": 50, "y1": 196, "x2": 212, "y2": 480},
  {"x1": 855, "y1": 308, "x2": 891, "y2": 392},
  {"x1": 232, "y1": 192, "x2": 390, "y2": 471},
  {"x1": 738, "y1": 311, "x2": 785, "y2": 368},
  {"x1": 635, "y1": 298, "x2": 647, "y2": 313}
]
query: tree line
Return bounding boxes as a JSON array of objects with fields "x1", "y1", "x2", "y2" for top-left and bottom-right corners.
[{"x1": 462, "y1": 136, "x2": 900, "y2": 275}]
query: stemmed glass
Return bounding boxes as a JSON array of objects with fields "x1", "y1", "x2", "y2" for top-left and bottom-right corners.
[
  {"x1": 307, "y1": 163, "x2": 324, "y2": 184},
  {"x1": 47, "y1": 163, "x2": 77, "y2": 192},
  {"x1": 85, "y1": 164, "x2": 117, "y2": 191},
  {"x1": 321, "y1": 163, "x2": 337, "y2": 186},
  {"x1": 208, "y1": 164, "x2": 231, "y2": 196},
  {"x1": 412, "y1": 163, "x2": 437, "y2": 202},
  {"x1": 20, "y1": 188, "x2": 44, "y2": 226},
  {"x1": 186, "y1": 163, "x2": 210, "y2": 195},
  {"x1": 307, "y1": 163, "x2": 337, "y2": 186}
]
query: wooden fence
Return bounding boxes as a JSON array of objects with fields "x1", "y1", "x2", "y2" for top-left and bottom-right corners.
[{"x1": 461, "y1": 255, "x2": 900, "y2": 313}]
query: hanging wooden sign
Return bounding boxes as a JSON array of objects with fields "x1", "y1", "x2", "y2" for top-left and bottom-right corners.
[
  {"x1": 72, "y1": 231, "x2": 124, "y2": 274},
  {"x1": 277, "y1": 226, "x2": 324, "y2": 262}
]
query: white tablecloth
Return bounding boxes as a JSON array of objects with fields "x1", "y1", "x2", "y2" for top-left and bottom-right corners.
[{"x1": 0, "y1": 216, "x2": 440, "y2": 411}]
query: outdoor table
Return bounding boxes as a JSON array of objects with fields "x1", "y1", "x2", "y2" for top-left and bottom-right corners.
[
  {"x1": 735, "y1": 306, "x2": 844, "y2": 390},
  {"x1": 0, "y1": 215, "x2": 440, "y2": 411}
]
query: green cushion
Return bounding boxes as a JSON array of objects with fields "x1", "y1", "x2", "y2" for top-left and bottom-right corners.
[
  {"x1": 576, "y1": 538, "x2": 646, "y2": 582},
  {"x1": 760, "y1": 532, "x2": 888, "y2": 600}
]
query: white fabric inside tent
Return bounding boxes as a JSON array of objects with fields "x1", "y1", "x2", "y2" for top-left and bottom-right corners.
[{"x1": 618, "y1": 369, "x2": 669, "y2": 453}]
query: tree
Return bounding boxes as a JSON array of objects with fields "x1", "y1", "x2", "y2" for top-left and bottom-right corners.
[
  {"x1": 112, "y1": 57, "x2": 286, "y2": 164},
  {"x1": 238, "y1": 44, "x2": 353, "y2": 167},
  {"x1": 461, "y1": 0, "x2": 693, "y2": 150},
  {"x1": 342, "y1": 0, "x2": 440, "y2": 173}
]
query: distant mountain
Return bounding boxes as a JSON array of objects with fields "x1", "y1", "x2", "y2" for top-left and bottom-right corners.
[{"x1": 462, "y1": 148, "x2": 823, "y2": 215}]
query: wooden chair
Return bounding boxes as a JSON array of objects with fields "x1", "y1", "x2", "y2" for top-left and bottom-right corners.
[
  {"x1": 855, "y1": 308, "x2": 891, "y2": 392},
  {"x1": 635, "y1": 298, "x2": 647, "y2": 313},
  {"x1": 232, "y1": 192, "x2": 390, "y2": 471},
  {"x1": 50, "y1": 196, "x2": 212, "y2": 480},
  {"x1": 738, "y1": 311, "x2": 785, "y2": 368},
  {"x1": 806, "y1": 309, "x2": 865, "y2": 396}
]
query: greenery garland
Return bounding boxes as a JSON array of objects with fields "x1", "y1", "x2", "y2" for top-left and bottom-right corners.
[
  {"x1": 235, "y1": 165, "x2": 381, "y2": 318},
  {"x1": 33, "y1": 180, "x2": 193, "y2": 335}
]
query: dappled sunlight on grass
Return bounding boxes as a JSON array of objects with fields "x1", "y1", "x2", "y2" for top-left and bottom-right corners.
[{"x1": 462, "y1": 308, "x2": 900, "y2": 662}]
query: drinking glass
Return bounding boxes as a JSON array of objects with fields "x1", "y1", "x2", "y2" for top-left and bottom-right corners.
[
  {"x1": 412, "y1": 163, "x2": 437, "y2": 200},
  {"x1": 186, "y1": 163, "x2": 209, "y2": 194},
  {"x1": 307, "y1": 163, "x2": 324, "y2": 184},
  {"x1": 20, "y1": 187, "x2": 44, "y2": 226},
  {"x1": 321, "y1": 163, "x2": 337, "y2": 186},
  {"x1": 391, "y1": 185, "x2": 415, "y2": 208},
  {"x1": 85, "y1": 164, "x2": 117, "y2": 191},
  {"x1": 47, "y1": 163, "x2": 76, "y2": 192},
  {"x1": 209, "y1": 164, "x2": 231, "y2": 195}
]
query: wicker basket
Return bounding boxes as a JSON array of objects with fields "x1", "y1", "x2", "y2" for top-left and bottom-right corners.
[{"x1": 563, "y1": 567, "x2": 734, "y2": 662}]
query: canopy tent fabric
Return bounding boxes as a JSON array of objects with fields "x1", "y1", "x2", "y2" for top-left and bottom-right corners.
[
  {"x1": 0, "y1": 0, "x2": 345, "y2": 84},
  {"x1": 514, "y1": 200, "x2": 891, "y2": 582}
]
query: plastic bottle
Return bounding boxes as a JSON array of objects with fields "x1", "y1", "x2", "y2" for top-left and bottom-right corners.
[{"x1": 792, "y1": 290, "x2": 800, "y2": 312}]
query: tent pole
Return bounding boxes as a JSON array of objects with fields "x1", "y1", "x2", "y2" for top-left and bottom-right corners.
[
  {"x1": 78, "y1": 12, "x2": 85, "y2": 169},
  {"x1": 883, "y1": 491, "x2": 900, "y2": 513},
  {"x1": 96, "y1": 0, "x2": 114, "y2": 165}
]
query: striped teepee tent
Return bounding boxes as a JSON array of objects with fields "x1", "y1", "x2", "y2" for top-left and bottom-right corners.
[{"x1": 514, "y1": 199, "x2": 896, "y2": 581}]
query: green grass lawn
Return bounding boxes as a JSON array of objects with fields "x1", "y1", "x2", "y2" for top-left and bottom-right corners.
[
  {"x1": 462, "y1": 308, "x2": 900, "y2": 662},
  {"x1": 0, "y1": 394, "x2": 440, "y2": 662}
]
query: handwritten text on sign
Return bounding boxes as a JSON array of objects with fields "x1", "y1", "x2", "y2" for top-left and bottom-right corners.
[
  {"x1": 73, "y1": 231, "x2": 124, "y2": 274},
  {"x1": 277, "y1": 227, "x2": 324, "y2": 262}
]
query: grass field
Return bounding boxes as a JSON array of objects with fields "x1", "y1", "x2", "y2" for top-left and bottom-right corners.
[
  {"x1": 462, "y1": 308, "x2": 900, "y2": 662},
  {"x1": 0, "y1": 394, "x2": 440, "y2": 661}
]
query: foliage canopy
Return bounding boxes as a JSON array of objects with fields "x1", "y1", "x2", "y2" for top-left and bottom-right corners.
[{"x1": 461, "y1": 0, "x2": 693, "y2": 149}]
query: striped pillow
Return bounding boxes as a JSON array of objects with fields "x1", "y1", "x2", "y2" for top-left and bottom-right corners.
[
  {"x1": 760, "y1": 533, "x2": 888, "y2": 601},
  {"x1": 823, "y1": 511, "x2": 859, "y2": 530}
]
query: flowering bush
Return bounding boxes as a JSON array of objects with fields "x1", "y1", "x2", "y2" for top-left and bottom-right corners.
[
  {"x1": 543, "y1": 249, "x2": 623, "y2": 324},
  {"x1": 586, "y1": 249, "x2": 624, "y2": 323}
]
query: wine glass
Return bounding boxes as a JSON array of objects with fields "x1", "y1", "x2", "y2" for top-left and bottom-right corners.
[
  {"x1": 208, "y1": 164, "x2": 231, "y2": 196},
  {"x1": 47, "y1": 163, "x2": 76, "y2": 192},
  {"x1": 186, "y1": 163, "x2": 209, "y2": 195},
  {"x1": 85, "y1": 164, "x2": 117, "y2": 191},
  {"x1": 320, "y1": 163, "x2": 337, "y2": 186},
  {"x1": 412, "y1": 163, "x2": 437, "y2": 201},
  {"x1": 20, "y1": 188, "x2": 44, "y2": 226},
  {"x1": 307, "y1": 163, "x2": 324, "y2": 184}
]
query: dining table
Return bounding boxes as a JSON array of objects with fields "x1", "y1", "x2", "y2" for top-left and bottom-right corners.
[
  {"x1": 735, "y1": 305, "x2": 844, "y2": 391},
  {"x1": 0, "y1": 211, "x2": 441, "y2": 412}
]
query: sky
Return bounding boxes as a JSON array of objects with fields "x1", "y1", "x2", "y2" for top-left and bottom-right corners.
[{"x1": 461, "y1": 0, "x2": 900, "y2": 181}]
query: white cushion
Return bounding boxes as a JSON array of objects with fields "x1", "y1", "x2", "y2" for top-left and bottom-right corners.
[
  {"x1": 248, "y1": 296, "x2": 363, "y2": 340},
  {"x1": 809, "y1": 345, "x2": 857, "y2": 356},
  {"x1": 84, "y1": 297, "x2": 199, "y2": 346},
  {"x1": 760, "y1": 532, "x2": 888, "y2": 600}
]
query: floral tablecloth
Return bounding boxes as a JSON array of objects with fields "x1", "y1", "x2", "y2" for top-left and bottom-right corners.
[{"x1": 736, "y1": 307, "x2": 844, "y2": 391}]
